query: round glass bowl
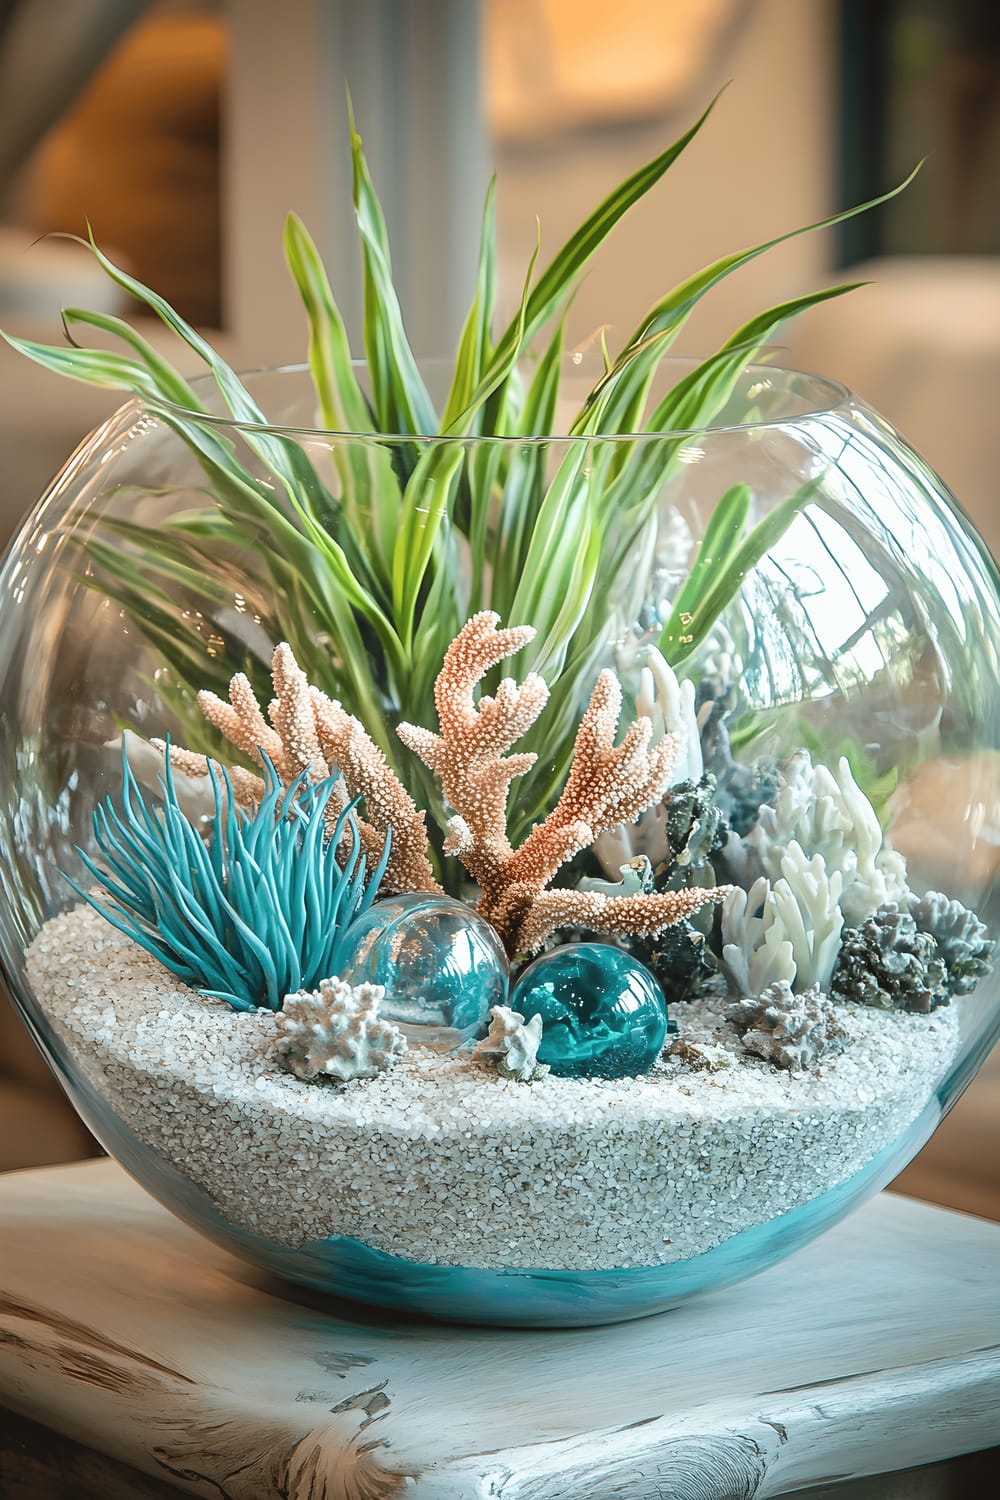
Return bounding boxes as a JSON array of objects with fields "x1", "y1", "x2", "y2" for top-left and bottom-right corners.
[{"x1": 1, "y1": 361, "x2": 998, "y2": 1327}]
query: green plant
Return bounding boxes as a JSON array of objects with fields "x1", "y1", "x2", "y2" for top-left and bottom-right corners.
[{"x1": 3, "y1": 97, "x2": 914, "y2": 861}]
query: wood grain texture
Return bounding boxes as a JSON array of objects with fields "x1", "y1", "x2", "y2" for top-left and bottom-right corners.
[
  {"x1": 0, "y1": 1407, "x2": 188, "y2": 1499},
  {"x1": 0, "y1": 1161, "x2": 998, "y2": 1499}
]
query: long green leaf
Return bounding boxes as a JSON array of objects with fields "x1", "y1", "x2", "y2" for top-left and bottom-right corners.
[
  {"x1": 81, "y1": 232, "x2": 347, "y2": 538},
  {"x1": 661, "y1": 480, "x2": 821, "y2": 665},
  {"x1": 348, "y1": 98, "x2": 437, "y2": 441},
  {"x1": 283, "y1": 211, "x2": 402, "y2": 583},
  {"x1": 441, "y1": 177, "x2": 497, "y2": 430},
  {"x1": 491, "y1": 89, "x2": 725, "y2": 365},
  {"x1": 59, "y1": 308, "x2": 205, "y2": 409},
  {"x1": 572, "y1": 164, "x2": 921, "y2": 435},
  {"x1": 1, "y1": 334, "x2": 166, "y2": 396},
  {"x1": 492, "y1": 318, "x2": 568, "y2": 611},
  {"x1": 390, "y1": 442, "x2": 465, "y2": 653}
]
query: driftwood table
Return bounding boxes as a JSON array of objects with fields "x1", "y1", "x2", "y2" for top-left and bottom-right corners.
[{"x1": 0, "y1": 1160, "x2": 998, "y2": 1499}]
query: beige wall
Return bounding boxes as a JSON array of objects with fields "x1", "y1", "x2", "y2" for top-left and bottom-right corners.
[{"x1": 494, "y1": 0, "x2": 837, "y2": 357}]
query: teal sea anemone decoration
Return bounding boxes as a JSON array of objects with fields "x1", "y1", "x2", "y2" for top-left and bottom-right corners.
[{"x1": 70, "y1": 746, "x2": 390, "y2": 1011}]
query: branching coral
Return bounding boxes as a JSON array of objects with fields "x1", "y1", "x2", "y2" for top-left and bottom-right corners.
[
  {"x1": 636, "y1": 645, "x2": 704, "y2": 783},
  {"x1": 717, "y1": 843, "x2": 844, "y2": 997},
  {"x1": 770, "y1": 843, "x2": 846, "y2": 992},
  {"x1": 740, "y1": 751, "x2": 907, "y2": 926},
  {"x1": 397, "y1": 612, "x2": 729, "y2": 955},
  {"x1": 158, "y1": 616, "x2": 727, "y2": 958},
  {"x1": 157, "y1": 642, "x2": 439, "y2": 897},
  {"x1": 73, "y1": 747, "x2": 388, "y2": 1011},
  {"x1": 276, "y1": 978, "x2": 406, "y2": 1081},
  {"x1": 727, "y1": 981, "x2": 849, "y2": 1071},
  {"x1": 718, "y1": 876, "x2": 796, "y2": 998}
]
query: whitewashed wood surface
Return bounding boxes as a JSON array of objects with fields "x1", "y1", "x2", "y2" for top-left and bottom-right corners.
[{"x1": 0, "y1": 1160, "x2": 998, "y2": 1499}]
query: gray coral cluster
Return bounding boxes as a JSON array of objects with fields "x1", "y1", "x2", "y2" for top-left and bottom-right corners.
[
  {"x1": 832, "y1": 894, "x2": 994, "y2": 1014},
  {"x1": 727, "y1": 981, "x2": 849, "y2": 1071},
  {"x1": 276, "y1": 978, "x2": 407, "y2": 1082},
  {"x1": 909, "y1": 891, "x2": 994, "y2": 996},
  {"x1": 831, "y1": 904, "x2": 949, "y2": 1014}
]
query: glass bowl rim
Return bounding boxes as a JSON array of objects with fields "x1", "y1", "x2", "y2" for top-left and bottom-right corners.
[{"x1": 142, "y1": 357, "x2": 855, "y2": 445}]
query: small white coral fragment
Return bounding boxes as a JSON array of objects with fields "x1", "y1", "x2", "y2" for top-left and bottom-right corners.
[
  {"x1": 595, "y1": 644, "x2": 703, "y2": 876},
  {"x1": 636, "y1": 646, "x2": 703, "y2": 784},
  {"x1": 579, "y1": 855, "x2": 654, "y2": 899},
  {"x1": 111, "y1": 731, "x2": 218, "y2": 822},
  {"x1": 276, "y1": 978, "x2": 406, "y2": 1082},
  {"x1": 473, "y1": 1004, "x2": 549, "y2": 1082},
  {"x1": 726, "y1": 981, "x2": 849, "y2": 1072}
]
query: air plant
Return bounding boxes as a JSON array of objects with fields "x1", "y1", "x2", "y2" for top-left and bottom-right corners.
[
  {"x1": 3, "y1": 97, "x2": 915, "y2": 863},
  {"x1": 69, "y1": 744, "x2": 389, "y2": 1011}
]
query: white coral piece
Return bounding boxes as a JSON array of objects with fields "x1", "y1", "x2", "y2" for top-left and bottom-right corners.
[
  {"x1": 744, "y1": 752, "x2": 907, "y2": 925},
  {"x1": 771, "y1": 842, "x2": 845, "y2": 991},
  {"x1": 473, "y1": 1005, "x2": 548, "y2": 1083},
  {"x1": 595, "y1": 644, "x2": 702, "y2": 876},
  {"x1": 719, "y1": 876, "x2": 796, "y2": 998},
  {"x1": 719, "y1": 844, "x2": 844, "y2": 996},
  {"x1": 727, "y1": 981, "x2": 849, "y2": 1072},
  {"x1": 580, "y1": 855, "x2": 654, "y2": 899},
  {"x1": 276, "y1": 978, "x2": 406, "y2": 1082},
  {"x1": 635, "y1": 646, "x2": 704, "y2": 785}
]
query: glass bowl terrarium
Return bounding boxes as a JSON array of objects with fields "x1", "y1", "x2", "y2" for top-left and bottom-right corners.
[{"x1": 1, "y1": 107, "x2": 998, "y2": 1327}]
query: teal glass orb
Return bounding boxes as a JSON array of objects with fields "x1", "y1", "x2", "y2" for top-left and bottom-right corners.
[
  {"x1": 338, "y1": 894, "x2": 508, "y2": 1048},
  {"x1": 512, "y1": 944, "x2": 669, "y2": 1079}
]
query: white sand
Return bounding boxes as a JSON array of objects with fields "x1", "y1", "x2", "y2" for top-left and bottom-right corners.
[{"x1": 26, "y1": 906, "x2": 962, "y2": 1271}]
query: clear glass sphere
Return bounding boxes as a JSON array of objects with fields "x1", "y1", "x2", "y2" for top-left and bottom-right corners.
[
  {"x1": 1, "y1": 361, "x2": 998, "y2": 1327},
  {"x1": 338, "y1": 893, "x2": 509, "y2": 1048}
]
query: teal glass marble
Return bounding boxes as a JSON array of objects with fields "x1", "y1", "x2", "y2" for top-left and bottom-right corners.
[
  {"x1": 338, "y1": 894, "x2": 508, "y2": 1048},
  {"x1": 511, "y1": 944, "x2": 669, "y2": 1079}
]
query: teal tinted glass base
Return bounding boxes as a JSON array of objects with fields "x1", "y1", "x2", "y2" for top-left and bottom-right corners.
[
  {"x1": 512, "y1": 943, "x2": 669, "y2": 1079},
  {"x1": 36, "y1": 1013, "x2": 943, "y2": 1328}
]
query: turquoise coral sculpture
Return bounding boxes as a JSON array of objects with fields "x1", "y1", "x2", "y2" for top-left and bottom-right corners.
[{"x1": 70, "y1": 744, "x2": 389, "y2": 1011}]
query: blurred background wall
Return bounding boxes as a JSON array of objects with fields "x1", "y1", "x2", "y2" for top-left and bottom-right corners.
[{"x1": 0, "y1": 0, "x2": 997, "y2": 1210}]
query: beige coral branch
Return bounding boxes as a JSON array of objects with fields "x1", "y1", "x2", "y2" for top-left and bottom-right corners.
[
  {"x1": 149, "y1": 743, "x2": 266, "y2": 810},
  {"x1": 157, "y1": 644, "x2": 440, "y2": 896},
  {"x1": 506, "y1": 671, "x2": 679, "y2": 891},
  {"x1": 514, "y1": 886, "x2": 729, "y2": 957},
  {"x1": 310, "y1": 689, "x2": 439, "y2": 895},
  {"x1": 397, "y1": 610, "x2": 548, "y2": 899},
  {"x1": 398, "y1": 610, "x2": 728, "y2": 955}
]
